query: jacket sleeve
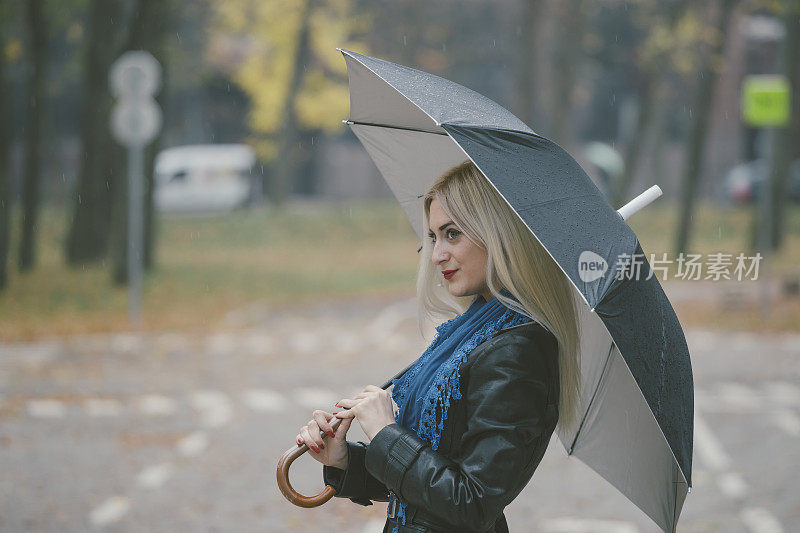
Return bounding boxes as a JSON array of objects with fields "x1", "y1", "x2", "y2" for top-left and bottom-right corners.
[
  {"x1": 363, "y1": 333, "x2": 557, "y2": 531},
  {"x1": 322, "y1": 440, "x2": 390, "y2": 506}
]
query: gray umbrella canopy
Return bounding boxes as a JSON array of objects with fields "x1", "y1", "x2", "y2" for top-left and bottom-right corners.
[{"x1": 338, "y1": 49, "x2": 693, "y2": 533}]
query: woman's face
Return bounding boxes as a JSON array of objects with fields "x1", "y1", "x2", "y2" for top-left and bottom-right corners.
[{"x1": 427, "y1": 198, "x2": 492, "y2": 302}]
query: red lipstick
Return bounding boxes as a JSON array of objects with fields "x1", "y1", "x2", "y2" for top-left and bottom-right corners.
[{"x1": 442, "y1": 269, "x2": 458, "y2": 280}]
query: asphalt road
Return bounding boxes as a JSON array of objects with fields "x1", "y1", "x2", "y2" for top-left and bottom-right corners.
[{"x1": 1, "y1": 293, "x2": 798, "y2": 532}]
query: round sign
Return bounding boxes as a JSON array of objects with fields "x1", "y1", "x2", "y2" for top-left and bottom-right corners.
[
  {"x1": 109, "y1": 51, "x2": 162, "y2": 98},
  {"x1": 111, "y1": 97, "x2": 162, "y2": 146}
]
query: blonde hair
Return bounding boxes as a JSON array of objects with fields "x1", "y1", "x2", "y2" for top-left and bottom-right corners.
[{"x1": 417, "y1": 160, "x2": 582, "y2": 434}]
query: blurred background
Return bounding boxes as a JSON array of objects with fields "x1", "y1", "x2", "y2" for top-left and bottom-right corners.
[{"x1": 0, "y1": 0, "x2": 798, "y2": 532}]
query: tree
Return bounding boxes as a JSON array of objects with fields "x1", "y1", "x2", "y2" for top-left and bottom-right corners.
[
  {"x1": 514, "y1": 0, "x2": 545, "y2": 128},
  {"x1": 765, "y1": 0, "x2": 800, "y2": 250},
  {"x1": 611, "y1": 0, "x2": 691, "y2": 208},
  {"x1": 64, "y1": 0, "x2": 125, "y2": 265},
  {"x1": 18, "y1": 0, "x2": 48, "y2": 272},
  {"x1": 0, "y1": 0, "x2": 13, "y2": 290},
  {"x1": 674, "y1": 0, "x2": 738, "y2": 254},
  {"x1": 547, "y1": 0, "x2": 586, "y2": 148},
  {"x1": 211, "y1": 0, "x2": 369, "y2": 204}
]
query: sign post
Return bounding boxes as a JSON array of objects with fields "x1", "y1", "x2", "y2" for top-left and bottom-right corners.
[
  {"x1": 741, "y1": 74, "x2": 791, "y2": 315},
  {"x1": 109, "y1": 51, "x2": 163, "y2": 326}
]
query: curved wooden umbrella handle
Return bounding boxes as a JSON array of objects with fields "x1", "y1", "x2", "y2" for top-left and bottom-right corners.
[
  {"x1": 276, "y1": 374, "x2": 399, "y2": 508},
  {"x1": 276, "y1": 442, "x2": 336, "y2": 507}
]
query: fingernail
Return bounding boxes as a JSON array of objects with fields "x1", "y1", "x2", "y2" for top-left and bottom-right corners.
[
  {"x1": 333, "y1": 411, "x2": 338, "y2": 415},
  {"x1": 297, "y1": 437, "x2": 302, "y2": 444},
  {"x1": 320, "y1": 442, "x2": 325, "y2": 449},
  {"x1": 335, "y1": 402, "x2": 340, "y2": 407},
  {"x1": 328, "y1": 430, "x2": 335, "y2": 438},
  {"x1": 311, "y1": 445, "x2": 320, "y2": 453}
]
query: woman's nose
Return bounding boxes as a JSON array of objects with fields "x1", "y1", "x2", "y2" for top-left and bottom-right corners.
[{"x1": 431, "y1": 241, "x2": 448, "y2": 264}]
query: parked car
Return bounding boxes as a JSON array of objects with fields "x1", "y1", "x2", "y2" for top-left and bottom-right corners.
[
  {"x1": 724, "y1": 158, "x2": 800, "y2": 204},
  {"x1": 154, "y1": 144, "x2": 258, "y2": 212}
]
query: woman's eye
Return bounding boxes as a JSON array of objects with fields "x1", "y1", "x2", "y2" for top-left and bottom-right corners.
[{"x1": 446, "y1": 229, "x2": 460, "y2": 240}]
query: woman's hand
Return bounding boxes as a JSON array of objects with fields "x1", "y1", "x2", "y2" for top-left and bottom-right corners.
[
  {"x1": 335, "y1": 385, "x2": 397, "y2": 441},
  {"x1": 297, "y1": 410, "x2": 353, "y2": 470}
]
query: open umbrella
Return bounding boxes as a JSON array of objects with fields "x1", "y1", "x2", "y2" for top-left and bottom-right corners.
[{"x1": 333, "y1": 49, "x2": 693, "y2": 533}]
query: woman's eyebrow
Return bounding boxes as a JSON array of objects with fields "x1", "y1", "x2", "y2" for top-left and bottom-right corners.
[{"x1": 428, "y1": 221, "x2": 455, "y2": 234}]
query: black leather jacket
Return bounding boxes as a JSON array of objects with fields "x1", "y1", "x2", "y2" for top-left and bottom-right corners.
[{"x1": 323, "y1": 321, "x2": 560, "y2": 532}]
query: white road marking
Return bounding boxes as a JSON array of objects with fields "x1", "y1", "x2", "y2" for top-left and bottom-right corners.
[
  {"x1": 190, "y1": 390, "x2": 233, "y2": 428},
  {"x1": 110, "y1": 334, "x2": 142, "y2": 354},
  {"x1": 85, "y1": 398, "x2": 122, "y2": 417},
  {"x1": 361, "y1": 518, "x2": 387, "y2": 533},
  {"x1": 778, "y1": 335, "x2": 800, "y2": 352},
  {"x1": 137, "y1": 394, "x2": 178, "y2": 416},
  {"x1": 89, "y1": 496, "x2": 130, "y2": 527},
  {"x1": 294, "y1": 387, "x2": 339, "y2": 410},
  {"x1": 155, "y1": 332, "x2": 189, "y2": 353},
  {"x1": 692, "y1": 468, "x2": 711, "y2": 486},
  {"x1": 287, "y1": 332, "x2": 321, "y2": 354},
  {"x1": 764, "y1": 381, "x2": 800, "y2": 407},
  {"x1": 693, "y1": 412, "x2": 731, "y2": 471},
  {"x1": 696, "y1": 413, "x2": 786, "y2": 531},
  {"x1": 685, "y1": 330, "x2": 717, "y2": 352},
  {"x1": 716, "y1": 382, "x2": 764, "y2": 410},
  {"x1": 770, "y1": 409, "x2": 800, "y2": 436},
  {"x1": 694, "y1": 389, "x2": 762, "y2": 413},
  {"x1": 177, "y1": 431, "x2": 209, "y2": 457},
  {"x1": 718, "y1": 471, "x2": 748, "y2": 499},
  {"x1": 540, "y1": 517, "x2": 639, "y2": 533},
  {"x1": 27, "y1": 399, "x2": 66, "y2": 418},
  {"x1": 368, "y1": 298, "x2": 416, "y2": 342},
  {"x1": 136, "y1": 463, "x2": 175, "y2": 489},
  {"x1": 0, "y1": 341, "x2": 60, "y2": 367},
  {"x1": 332, "y1": 330, "x2": 363, "y2": 353},
  {"x1": 241, "y1": 389, "x2": 287, "y2": 412},
  {"x1": 241, "y1": 333, "x2": 275, "y2": 354},
  {"x1": 740, "y1": 507, "x2": 785, "y2": 533},
  {"x1": 206, "y1": 333, "x2": 239, "y2": 355}
]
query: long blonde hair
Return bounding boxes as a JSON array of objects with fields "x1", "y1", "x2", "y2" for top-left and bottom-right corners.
[{"x1": 417, "y1": 160, "x2": 582, "y2": 434}]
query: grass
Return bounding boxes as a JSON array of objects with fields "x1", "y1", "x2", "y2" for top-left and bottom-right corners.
[{"x1": 1, "y1": 199, "x2": 799, "y2": 341}]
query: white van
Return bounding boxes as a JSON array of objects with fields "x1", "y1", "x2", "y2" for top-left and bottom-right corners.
[{"x1": 154, "y1": 144, "x2": 258, "y2": 212}]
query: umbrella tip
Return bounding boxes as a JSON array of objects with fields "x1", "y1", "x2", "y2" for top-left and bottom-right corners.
[{"x1": 617, "y1": 185, "x2": 663, "y2": 221}]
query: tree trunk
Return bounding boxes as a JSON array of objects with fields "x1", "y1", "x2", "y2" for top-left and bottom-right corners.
[
  {"x1": 613, "y1": 72, "x2": 655, "y2": 208},
  {"x1": 18, "y1": 0, "x2": 46, "y2": 272},
  {"x1": 767, "y1": 0, "x2": 800, "y2": 250},
  {"x1": 514, "y1": 0, "x2": 543, "y2": 127},
  {"x1": 65, "y1": 0, "x2": 121, "y2": 265},
  {"x1": 674, "y1": 0, "x2": 736, "y2": 254},
  {"x1": 269, "y1": 0, "x2": 314, "y2": 206},
  {"x1": 548, "y1": 0, "x2": 584, "y2": 148},
  {"x1": 0, "y1": 17, "x2": 11, "y2": 290}
]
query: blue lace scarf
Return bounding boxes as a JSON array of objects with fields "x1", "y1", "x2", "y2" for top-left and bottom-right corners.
[{"x1": 387, "y1": 289, "x2": 531, "y2": 531}]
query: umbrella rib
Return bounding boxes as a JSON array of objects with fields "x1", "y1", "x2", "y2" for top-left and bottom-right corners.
[
  {"x1": 568, "y1": 340, "x2": 615, "y2": 455},
  {"x1": 344, "y1": 119, "x2": 450, "y2": 136}
]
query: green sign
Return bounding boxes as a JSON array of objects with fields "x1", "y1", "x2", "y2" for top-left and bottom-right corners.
[{"x1": 742, "y1": 75, "x2": 791, "y2": 127}]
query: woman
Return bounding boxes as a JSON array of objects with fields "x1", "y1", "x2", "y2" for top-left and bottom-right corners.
[{"x1": 297, "y1": 160, "x2": 581, "y2": 532}]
